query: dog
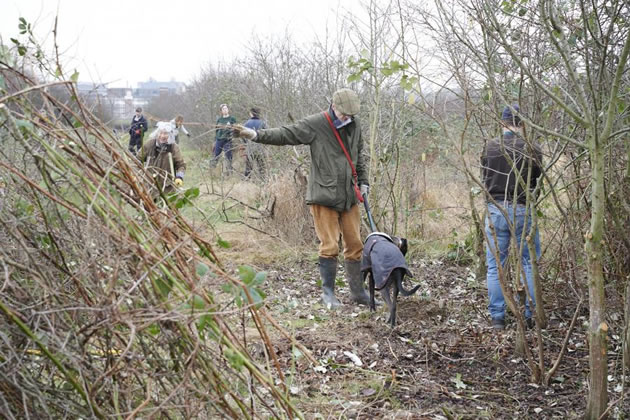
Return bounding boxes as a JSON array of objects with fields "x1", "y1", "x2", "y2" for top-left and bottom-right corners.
[{"x1": 361, "y1": 232, "x2": 421, "y2": 327}]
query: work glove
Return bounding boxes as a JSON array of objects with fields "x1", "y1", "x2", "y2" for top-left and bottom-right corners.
[
  {"x1": 174, "y1": 178, "x2": 183, "y2": 187},
  {"x1": 360, "y1": 184, "x2": 370, "y2": 196},
  {"x1": 232, "y1": 124, "x2": 257, "y2": 141}
]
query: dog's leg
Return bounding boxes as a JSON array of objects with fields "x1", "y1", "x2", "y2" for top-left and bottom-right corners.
[
  {"x1": 367, "y1": 272, "x2": 376, "y2": 312},
  {"x1": 390, "y1": 271, "x2": 401, "y2": 327},
  {"x1": 379, "y1": 282, "x2": 393, "y2": 326}
]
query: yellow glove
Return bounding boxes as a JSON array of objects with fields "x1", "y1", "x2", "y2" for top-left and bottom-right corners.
[{"x1": 174, "y1": 178, "x2": 183, "y2": 187}]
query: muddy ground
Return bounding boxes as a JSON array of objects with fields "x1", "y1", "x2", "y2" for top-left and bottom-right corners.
[{"x1": 228, "y1": 255, "x2": 628, "y2": 419}]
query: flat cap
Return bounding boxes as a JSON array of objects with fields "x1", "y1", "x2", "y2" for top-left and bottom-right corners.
[{"x1": 332, "y1": 88, "x2": 360, "y2": 116}]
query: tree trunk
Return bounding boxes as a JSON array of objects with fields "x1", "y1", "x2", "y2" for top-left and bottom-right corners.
[
  {"x1": 624, "y1": 279, "x2": 630, "y2": 370},
  {"x1": 584, "y1": 138, "x2": 608, "y2": 419}
]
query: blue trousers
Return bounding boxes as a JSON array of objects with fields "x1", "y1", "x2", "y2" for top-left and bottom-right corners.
[
  {"x1": 485, "y1": 202, "x2": 541, "y2": 320},
  {"x1": 213, "y1": 139, "x2": 233, "y2": 162}
]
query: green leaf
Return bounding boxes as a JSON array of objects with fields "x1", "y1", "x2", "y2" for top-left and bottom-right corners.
[
  {"x1": 146, "y1": 323, "x2": 161, "y2": 336},
  {"x1": 184, "y1": 187, "x2": 200, "y2": 199},
  {"x1": 70, "y1": 70, "x2": 80, "y2": 83},
  {"x1": 154, "y1": 276, "x2": 173, "y2": 298},
  {"x1": 224, "y1": 348, "x2": 245, "y2": 371},
  {"x1": 191, "y1": 295, "x2": 206, "y2": 310},
  {"x1": 381, "y1": 68, "x2": 394, "y2": 76},
  {"x1": 452, "y1": 373, "x2": 467, "y2": 389},
  {"x1": 196, "y1": 262, "x2": 209, "y2": 277},
  {"x1": 217, "y1": 237, "x2": 230, "y2": 248},
  {"x1": 518, "y1": 7, "x2": 527, "y2": 16},
  {"x1": 253, "y1": 271, "x2": 267, "y2": 285},
  {"x1": 246, "y1": 287, "x2": 266, "y2": 307},
  {"x1": 292, "y1": 348, "x2": 304, "y2": 359},
  {"x1": 197, "y1": 314, "x2": 214, "y2": 333},
  {"x1": 347, "y1": 73, "x2": 361, "y2": 83},
  {"x1": 14, "y1": 119, "x2": 34, "y2": 130},
  {"x1": 238, "y1": 265, "x2": 256, "y2": 285}
]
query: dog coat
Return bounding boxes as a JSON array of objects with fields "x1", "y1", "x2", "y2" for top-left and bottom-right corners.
[{"x1": 360, "y1": 233, "x2": 413, "y2": 289}]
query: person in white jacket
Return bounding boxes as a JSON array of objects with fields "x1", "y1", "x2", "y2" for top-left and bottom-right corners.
[{"x1": 169, "y1": 115, "x2": 190, "y2": 144}]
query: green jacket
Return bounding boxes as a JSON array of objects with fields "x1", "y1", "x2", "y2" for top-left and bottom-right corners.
[
  {"x1": 255, "y1": 109, "x2": 368, "y2": 212},
  {"x1": 138, "y1": 139, "x2": 186, "y2": 194},
  {"x1": 216, "y1": 116, "x2": 237, "y2": 141}
]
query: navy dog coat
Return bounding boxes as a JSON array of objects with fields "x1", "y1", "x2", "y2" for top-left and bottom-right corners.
[{"x1": 360, "y1": 232, "x2": 413, "y2": 289}]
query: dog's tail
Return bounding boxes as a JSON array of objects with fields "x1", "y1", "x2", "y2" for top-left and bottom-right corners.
[{"x1": 396, "y1": 274, "x2": 421, "y2": 296}]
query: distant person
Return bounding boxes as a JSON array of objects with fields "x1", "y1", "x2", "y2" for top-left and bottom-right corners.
[
  {"x1": 233, "y1": 88, "x2": 371, "y2": 309},
  {"x1": 212, "y1": 104, "x2": 237, "y2": 173},
  {"x1": 128, "y1": 107, "x2": 148, "y2": 155},
  {"x1": 481, "y1": 104, "x2": 543, "y2": 330},
  {"x1": 138, "y1": 121, "x2": 186, "y2": 195},
  {"x1": 169, "y1": 115, "x2": 190, "y2": 144},
  {"x1": 241, "y1": 107, "x2": 267, "y2": 180}
]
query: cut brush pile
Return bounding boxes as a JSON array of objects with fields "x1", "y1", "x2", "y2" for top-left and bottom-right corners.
[{"x1": 0, "y1": 67, "x2": 309, "y2": 419}]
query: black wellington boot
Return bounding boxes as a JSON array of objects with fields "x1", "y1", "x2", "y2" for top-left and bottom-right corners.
[
  {"x1": 319, "y1": 257, "x2": 341, "y2": 309},
  {"x1": 346, "y1": 260, "x2": 371, "y2": 305}
]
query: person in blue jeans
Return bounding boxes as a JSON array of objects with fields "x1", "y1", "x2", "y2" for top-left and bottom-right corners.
[{"x1": 481, "y1": 104, "x2": 543, "y2": 330}]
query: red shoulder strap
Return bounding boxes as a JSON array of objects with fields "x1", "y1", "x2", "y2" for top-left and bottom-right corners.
[
  {"x1": 323, "y1": 112, "x2": 359, "y2": 179},
  {"x1": 322, "y1": 111, "x2": 363, "y2": 203}
]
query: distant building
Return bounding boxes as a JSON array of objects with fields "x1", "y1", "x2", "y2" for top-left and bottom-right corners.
[
  {"x1": 74, "y1": 79, "x2": 184, "y2": 122},
  {"x1": 76, "y1": 82, "x2": 108, "y2": 98},
  {"x1": 135, "y1": 79, "x2": 186, "y2": 98}
]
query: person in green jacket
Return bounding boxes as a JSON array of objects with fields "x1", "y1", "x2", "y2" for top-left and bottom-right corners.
[
  {"x1": 138, "y1": 121, "x2": 186, "y2": 196},
  {"x1": 233, "y1": 88, "x2": 371, "y2": 309},
  {"x1": 212, "y1": 104, "x2": 237, "y2": 173}
]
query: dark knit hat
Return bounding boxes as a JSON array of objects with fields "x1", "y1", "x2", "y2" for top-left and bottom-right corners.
[
  {"x1": 332, "y1": 88, "x2": 360, "y2": 116},
  {"x1": 135, "y1": 107, "x2": 142, "y2": 112},
  {"x1": 250, "y1": 107, "x2": 261, "y2": 118},
  {"x1": 501, "y1": 104, "x2": 521, "y2": 126}
]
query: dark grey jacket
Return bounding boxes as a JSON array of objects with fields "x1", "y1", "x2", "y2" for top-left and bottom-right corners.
[
  {"x1": 254, "y1": 109, "x2": 368, "y2": 212},
  {"x1": 361, "y1": 234, "x2": 413, "y2": 289},
  {"x1": 481, "y1": 131, "x2": 543, "y2": 205}
]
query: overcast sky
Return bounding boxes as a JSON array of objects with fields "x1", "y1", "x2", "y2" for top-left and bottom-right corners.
[{"x1": 1, "y1": 0, "x2": 360, "y2": 87}]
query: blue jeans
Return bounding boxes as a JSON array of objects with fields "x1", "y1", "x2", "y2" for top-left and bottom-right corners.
[
  {"x1": 485, "y1": 202, "x2": 541, "y2": 320},
  {"x1": 213, "y1": 139, "x2": 233, "y2": 162}
]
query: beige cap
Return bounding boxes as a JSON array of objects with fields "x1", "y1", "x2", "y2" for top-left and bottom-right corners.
[{"x1": 332, "y1": 88, "x2": 360, "y2": 116}]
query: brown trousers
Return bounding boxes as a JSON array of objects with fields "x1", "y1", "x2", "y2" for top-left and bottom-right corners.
[{"x1": 310, "y1": 204, "x2": 362, "y2": 261}]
